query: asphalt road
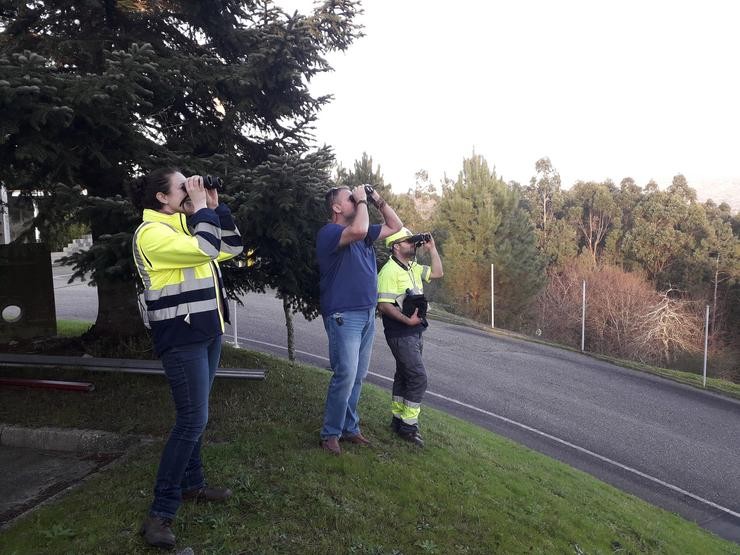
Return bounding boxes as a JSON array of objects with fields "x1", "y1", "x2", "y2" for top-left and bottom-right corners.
[{"x1": 51, "y1": 266, "x2": 740, "y2": 543}]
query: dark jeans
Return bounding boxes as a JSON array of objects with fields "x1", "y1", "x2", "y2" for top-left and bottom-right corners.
[
  {"x1": 387, "y1": 333, "x2": 426, "y2": 433},
  {"x1": 150, "y1": 336, "x2": 222, "y2": 519}
]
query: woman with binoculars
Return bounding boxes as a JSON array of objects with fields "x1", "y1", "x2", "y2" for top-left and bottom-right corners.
[{"x1": 129, "y1": 168, "x2": 243, "y2": 549}]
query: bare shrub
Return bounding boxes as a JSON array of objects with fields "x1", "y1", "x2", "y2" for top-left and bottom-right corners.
[
  {"x1": 538, "y1": 259, "x2": 704, "y2": 366},
  {"x1": 537, "y1": 265, "x2": 583, "y2": 346},
  {"x1": 631, "y1": 290, "x2": 704, "y2": 365},
  {"x1": 584, "y1": 266, "x2": 657, "y2": 358}
]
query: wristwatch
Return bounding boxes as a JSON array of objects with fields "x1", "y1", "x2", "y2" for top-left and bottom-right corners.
[{"x1": 356, "y1": 199, "x2": 368, "y2": 206}]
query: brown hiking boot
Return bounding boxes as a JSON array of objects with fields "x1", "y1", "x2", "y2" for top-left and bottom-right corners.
[
  {"x1": 320, "y1": 436, "x2": 342, "y2": 455},
  {"x1": 182, "y1": 486, "x2": 233, "y2": 503},
  {"x1": 140, "y1": 515, "x2": 176, "y2": 549}
]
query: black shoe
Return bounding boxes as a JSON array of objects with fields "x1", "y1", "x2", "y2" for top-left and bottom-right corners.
[
  {"x1": 140, "y1": 515, "x2": 176, "y2": 549},
  {"x1": 390, "y1": 416, "x2": 401, "y2": 432},
  {"x1": 397, "y1": 430, "x2": 425, "y2": 448}
]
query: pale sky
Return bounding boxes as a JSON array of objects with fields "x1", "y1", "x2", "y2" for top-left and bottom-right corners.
[{"x1": 279, "y1": 1, "x2": 740, "y2": 196}]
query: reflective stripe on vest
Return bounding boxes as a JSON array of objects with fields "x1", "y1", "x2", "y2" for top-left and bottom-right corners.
[{"x1": 132, "y1": 222, "x2": 221, "y2": 326}]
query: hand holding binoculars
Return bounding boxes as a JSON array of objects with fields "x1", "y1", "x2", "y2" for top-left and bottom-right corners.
[
  {"x1": 180, "y1": 175, "x2": 223, "y2": 192},
  {"x1": 350, "y1": 184, "x2": 376, "y2": 203}
]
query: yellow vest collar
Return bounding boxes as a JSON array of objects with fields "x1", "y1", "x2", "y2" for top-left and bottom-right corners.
[{"x1": 142, "y1": 209, "x2": 190, "y2": 234}]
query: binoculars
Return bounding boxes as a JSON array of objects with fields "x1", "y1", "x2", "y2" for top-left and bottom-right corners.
[
  {"x1": 409, "y1": 233, "x2": 432, "y2": 246},
  {"x1": 349, "y1": 185, "x2": 376, "y2": 202},
  {"x1": 180, "y1": 175, "x2": 223, "y2": 192}
]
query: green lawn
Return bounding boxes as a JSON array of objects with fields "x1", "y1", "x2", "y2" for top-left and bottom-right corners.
[
  {"x1": 56, "y1": 320, "x2": 94, "y2": 337},
  {"x1": 0, "y1": 340, "x2": 736, "y2": 554}
]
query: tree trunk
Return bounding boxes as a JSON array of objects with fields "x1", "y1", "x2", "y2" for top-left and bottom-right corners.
[
  {"x1": 94, "y1": 276, "x2": 148, "y2": 337},
  {"x1": 85, "y1": 209, "x2": 147, "y2": 339},
  {"x1": 283, "y1": 296, "x2": 295, "y2": 362}
]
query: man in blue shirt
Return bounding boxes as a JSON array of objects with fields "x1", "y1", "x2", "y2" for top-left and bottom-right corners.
[{"x1": 316, "y1": 184, "x2": 403, "y2": 455}]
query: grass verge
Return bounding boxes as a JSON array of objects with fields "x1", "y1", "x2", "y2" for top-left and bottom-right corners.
[
  {"x1": 56, "y1": 320, "x2": 94, "y2": 337},
  {"x1": 0, "y1": 340, "x2": 736, "y2": 553},
  {"x1": 427, "y1": 305, "x2": 740, "y2": 400}
]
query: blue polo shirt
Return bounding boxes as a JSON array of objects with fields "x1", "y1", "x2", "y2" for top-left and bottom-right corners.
[{"x1": 316, "y1": 223, "x2": 382, "y2": 316}]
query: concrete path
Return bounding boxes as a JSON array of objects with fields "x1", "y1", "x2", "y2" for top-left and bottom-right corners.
[
  {"x1": 1, "y1": 446, "x2": 102, "y2": 526},
  {"x1": 0, "y1": 424, "x2": 135, "y2": 528}
]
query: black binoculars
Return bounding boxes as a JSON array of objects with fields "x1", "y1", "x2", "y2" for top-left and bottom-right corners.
[
  {"x1": 180, "y1": 175, "x2": 223, "y2": 192},
  {"x1": 349, "y1": 185, "x2": 376, "y2": 203},
  {"x1": 409, "y1": 232, "x2": 432, "y2": 246}
]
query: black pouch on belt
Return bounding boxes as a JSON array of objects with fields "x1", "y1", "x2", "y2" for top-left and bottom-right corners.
[{"x1": 401, "y1": 290, "x2": 429, "y2": 327}]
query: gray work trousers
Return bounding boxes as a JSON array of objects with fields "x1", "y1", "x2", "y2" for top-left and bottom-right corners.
[{"x1": 387, "y1": 332, "x2": 427, "y2": 432}]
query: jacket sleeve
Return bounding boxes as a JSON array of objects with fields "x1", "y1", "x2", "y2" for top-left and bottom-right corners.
[
  {"x1": 214, "y1": 203, "x2": 244, "y2": 262},
  {"x1": 137, "y1": 210, "x2": 222, "y2": 270},
  {"x1": 377, "y1": 265, "x2": 397, "y2": 304}
]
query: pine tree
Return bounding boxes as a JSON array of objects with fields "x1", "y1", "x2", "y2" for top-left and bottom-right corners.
[
  {"x1": 335, "y1": 152, "x2": 426, "y2": 268},
  {"x1": 336, "y1": 152, "x2": 388, "y2": 193},
  {"x1": 434, "y1": 153, "x2": 544, "y2": 328},
  {"x1": 0, "y1": 0, "x2": 362, "y2": 337},
  {"x1": 221, "y1": 148, "x2": 336, "y2": 360}
]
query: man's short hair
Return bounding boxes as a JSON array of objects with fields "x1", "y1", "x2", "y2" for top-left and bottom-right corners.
[{"x1": 325, "y1": 186, "x2": 349, "y2": 217}]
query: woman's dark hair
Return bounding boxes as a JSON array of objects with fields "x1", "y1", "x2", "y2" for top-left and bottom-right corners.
[{"x1": 129, "y1": 167, "x2": 179, "y2": 211}]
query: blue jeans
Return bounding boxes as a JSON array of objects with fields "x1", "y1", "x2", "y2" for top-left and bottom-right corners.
[
  {"x1": 150, "y1": 337, "x2": 222, "y2": 519},
  {"x1": 321, "y1": 308, "x2": 376, "y2": 439}
]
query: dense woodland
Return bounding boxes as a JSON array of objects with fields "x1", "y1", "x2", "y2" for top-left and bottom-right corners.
[{"x1": 338, "y1": 153, "x2": 739, "y2": 380}]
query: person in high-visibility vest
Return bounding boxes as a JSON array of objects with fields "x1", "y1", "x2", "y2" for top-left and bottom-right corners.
[
  {"x1": 377, "y1": 227, "x2": 443, "y2": 447},
  {"x1": 130, "y1": 168, "x2": 243, "y2": 549}
]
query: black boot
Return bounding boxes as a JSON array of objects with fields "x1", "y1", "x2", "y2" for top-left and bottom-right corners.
[
  {"x1": 397, "y1": 422, "x2": 424, "y2": 448},
  {"x1": 390, "y1": 416, "x2": 402, "y2": 432},
  {"x1": 140, "y1": 515, "x2": 176, "y2": 549},
  {"x1": 398, "y1": 430, "x2": 425, "y2": 447}
]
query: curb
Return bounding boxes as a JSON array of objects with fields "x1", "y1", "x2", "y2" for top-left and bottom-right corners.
[{"x1": 0, "y1": 423, "x2": 133, "y2": 453}]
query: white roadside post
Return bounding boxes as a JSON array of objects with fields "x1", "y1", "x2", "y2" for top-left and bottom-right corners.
[
  {"x1": 581, "y1": 280, "x2": 586, "y2": 352},
  {"x1": 232, "y1": 299, "x2": 240, "y2": 348},
  {"x1": 1, "y1": 185, "x2": 10, "y2": 244},
  {"x1": 490, "y1": 263, "x2": 495, "y2": 328},
  {"x1": 703, "y1": 305, "x2": 709, "y2": 388},
  {"x1": 32, "y1": 198, "x2": 40, "y2": 242}
]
